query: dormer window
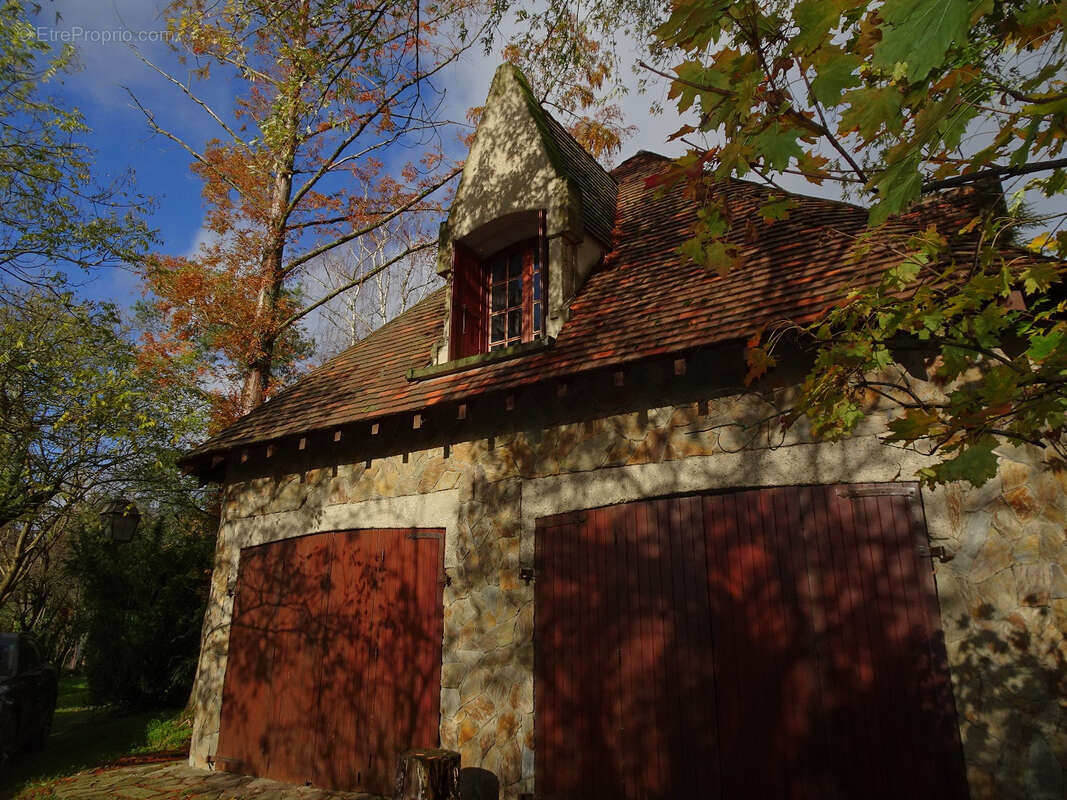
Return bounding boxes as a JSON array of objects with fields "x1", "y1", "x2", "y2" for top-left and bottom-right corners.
[
  {"x1": 449, "y1": 212, "x2": 548, "y2": 361},
  {"x1": 431, "y1": 64, "x2": 616, "y2": 369},
  {"x1": 488, "y1": 240, "x2": 543, "y2": 350}
]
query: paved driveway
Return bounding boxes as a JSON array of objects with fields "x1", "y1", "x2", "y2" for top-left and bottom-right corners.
[{"x1": 35, "y1": 760, "x2": 384, "y2": 800}]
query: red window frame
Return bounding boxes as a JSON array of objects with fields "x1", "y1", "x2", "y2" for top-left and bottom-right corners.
[
  {"x1": 486, "y1": 238, "x2": 544, "y2": 350},
  {"x1": 450, "y1": 210, "x2": 547, "y2": 360}
]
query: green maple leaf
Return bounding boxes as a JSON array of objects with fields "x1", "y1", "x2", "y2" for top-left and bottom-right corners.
[
  {"x1": 887, "y1": 408, "x2": 942, "y2": 442},
  {"x1": 922, "y1": 437, "x2": 999, "y2": 486},
  {"x1": 873, "y1": 0, "x2": 990, "y2": 82},
  {"x1": 1022, "y1": 261, "x2": 1060, "y2": 294},
  {"x1": 809, "y1": 49, "x2": 862, "y2": 107},
  {"x1": 756, "y1": 123, "x2": 804, "y2": 171},
  {"x1": 1027, "y1": 330, "x2": 1064, "y2": 363},
  {"x1": 791, "y1": 0, "x2": 841, "y2": 53},
  {"x1": 870, "y1": 152, "x2": 923, "y2": 224},
  {"x1": 759, "y1": 197, "x2": 793, "y2": 220},
  {"x1": 840, "y1": 86, "x2": 903, "y2": 141}
]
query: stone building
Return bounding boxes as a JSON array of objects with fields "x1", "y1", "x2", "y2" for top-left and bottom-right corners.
[{"x1": 182, "y1": 64, "x2": 1067, "y2": 799}]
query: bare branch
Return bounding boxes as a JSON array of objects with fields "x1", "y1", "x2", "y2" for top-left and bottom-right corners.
[
  {"x1": 124, "y1": 88, "x2": 250, "y2": 201},
  {"x1": 135, "y1": 50, "x2": 245, "y2": 145},
  {"x1": 279, "y1": 239, "x2": 436, "y2": 329},
  {"x1": 281, "y1": 165, "x2": 460, "y2": 276},
  {"x1": 921, "y1": 157, "x2": 1067, "y2": 192}
]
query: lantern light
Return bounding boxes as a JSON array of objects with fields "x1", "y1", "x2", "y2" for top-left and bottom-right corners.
[{"x1": 101, "y1": 496, "x2": 141, "y2": 543}]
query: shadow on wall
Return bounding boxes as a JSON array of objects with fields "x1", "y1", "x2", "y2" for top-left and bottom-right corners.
[
  {"x1": 214, "y1": 529, "x2": 442, "y2": 798},
  {"x1": 200, "y1": 346, "x2": 1067, "y2": 800},
  {"x1": 950, "y1": 609, "x2": 1067, "y2": 799},
  {"x1": 532, "y1": 485, "x2": 971, "y2": 800},
  {"x1": 440, "y1": 413, "x2": 1066, "y2": 800}
]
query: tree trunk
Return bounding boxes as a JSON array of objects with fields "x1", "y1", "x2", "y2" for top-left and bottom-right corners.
[
  {"x1": 393, "y1": 749, "x2": 460, "y2": 800},
  {"x1": 238, "y1": 144, "x2": 298, "y2": 415}
]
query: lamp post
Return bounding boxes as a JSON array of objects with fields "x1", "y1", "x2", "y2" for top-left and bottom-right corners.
[{"x1": 101, "y1": 495, "x2": 141, "y2": 543}]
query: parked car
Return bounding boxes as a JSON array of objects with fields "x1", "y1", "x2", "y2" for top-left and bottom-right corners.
[{"x1": 0, "y1": 633, "x2": 58, "y2": 765}]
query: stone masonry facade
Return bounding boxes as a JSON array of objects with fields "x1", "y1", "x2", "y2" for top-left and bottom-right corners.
[{"x1": 190, "y1": 388, "x2": 1067, "y2": 799}]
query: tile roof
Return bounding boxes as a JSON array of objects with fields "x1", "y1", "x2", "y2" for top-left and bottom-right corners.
[
  {"x1": 184, "y1": 150, "x2": 1033, "y2": 463},
  {"x1": 506, "y1": 64, "x2": 617, "y2": 246},
  {"x1": 540, "y1": 111, "x2": 618, "y2": 246}
]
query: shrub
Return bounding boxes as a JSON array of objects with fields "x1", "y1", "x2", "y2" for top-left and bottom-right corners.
[{"x1": 71, "y1": 514, "x2": 214, "y2": 708}]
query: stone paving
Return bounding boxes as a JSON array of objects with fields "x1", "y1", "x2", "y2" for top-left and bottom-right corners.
[{"x1": 31, "y1": 761, "x2": 384, "y2": 800}]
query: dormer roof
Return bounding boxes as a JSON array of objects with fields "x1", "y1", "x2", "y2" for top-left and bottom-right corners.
[
  {"x1": 438, "y1": 64, "x2": 616, "y2": 263},
  {"x1": 527, "y1": 82, "x2": 617, "y2": 246}
]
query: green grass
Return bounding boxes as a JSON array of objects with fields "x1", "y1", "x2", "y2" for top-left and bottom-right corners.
[{"x1": 0, "y1": 675, "x2": 192, "y2": 800}]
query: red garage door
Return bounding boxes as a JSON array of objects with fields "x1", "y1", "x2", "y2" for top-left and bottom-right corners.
[
  {"x1": 216, "y1": 529, "x2": 444, "y2": 795},
  {"x1": 534, "y1": 485, "x2": 969, "y2": 800}
]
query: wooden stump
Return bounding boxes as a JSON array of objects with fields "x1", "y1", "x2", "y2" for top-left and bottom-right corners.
[{"x1": 393, "y1": 748, "x2": 460, "y2": 800}]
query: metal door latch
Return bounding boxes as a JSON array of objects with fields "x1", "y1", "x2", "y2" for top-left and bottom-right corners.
[{"x1": 917, "y1": 544, "x2": 953, "y2": 562}]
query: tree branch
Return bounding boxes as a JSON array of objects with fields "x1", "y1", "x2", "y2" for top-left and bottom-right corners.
[
  {"x1": 922, "y1": 157, "x2": 1067, "y2": 192},
  {"x1": 124, "y1": 89, "x2": 250, "y2": 201},
  {"x1": 135, "y1": 51, "x2": 245, "y2": 145},
  {"x1": 281, "y1": 166, "x2": 460, "y2": 276},
  {"x1": 278, "y1": 239, "x2": 435, "y2": 329},
  {"x1": 799, "y1": 69, "x2": 869, "y2": 183}
]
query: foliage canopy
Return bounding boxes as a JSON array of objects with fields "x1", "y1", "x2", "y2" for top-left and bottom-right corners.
[
  {"x1": 0, "y1": 287, "x2": 206, "y2": 611},
  {"x1": 639, "y1": 0, "x2": 1067, "y2": 484},
  {"x1": 0, "y1": 0, "x2": 152, "y2": 290},
  {"x1": 139, "y1": 0, "x2": 496, "y2": 425}
]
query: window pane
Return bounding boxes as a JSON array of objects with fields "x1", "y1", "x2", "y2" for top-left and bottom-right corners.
[
  {"x1": 507, "y1": 278, "x2": 521, "y2": 307},
  {"x1": 491, "y1": 258, "x2": 507, "y2": 283},
  {"x1": 491, "y1": 281, "x2": 506, "y2": 311},
  {"x1": 491, "y1": 313, "x2": 505, "y2": 343},
  {"x1": 510, "y1": 252, "x2": 523, "y2": 279},
  {"x1": 533, "y1": 273, "x2": 541, "y2": 301},
  {"x1": 508, "y1": 309, "x2": 521, "y2": 339},
  {"x1": 534, "y1": 302, "x2": 542, "y2": 333}
]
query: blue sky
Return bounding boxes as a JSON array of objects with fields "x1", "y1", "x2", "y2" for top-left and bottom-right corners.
[
  {"x1": 39, "y1": 2, "x2": 1051, "y2": 322},
  {"x1": 31, "y1": 0, "x2": 221, "y2": 304},
  {"x1": 30, "y1": 0, "x2": 685, "y2": 311},
  {"x1": 61, "y1": 1, "x2": 994, "y2": 318}
]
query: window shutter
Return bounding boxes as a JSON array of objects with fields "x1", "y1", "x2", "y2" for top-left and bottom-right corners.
[
  {"x1": 450, "y1": 241, "x2": 486, "y2": 359},
  {"x1": 538, "y1": 209, "x2": 548, "y2": 336}
]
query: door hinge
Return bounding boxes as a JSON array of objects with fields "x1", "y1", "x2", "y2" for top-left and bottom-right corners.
[
  {"x1": 917, "y1": 544, "x2": 953, "y2": 562},
  {"x1": 836, "y1": 484, "x2": 918, "y2": 499}
]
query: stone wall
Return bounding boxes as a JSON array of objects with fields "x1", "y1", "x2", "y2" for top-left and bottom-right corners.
[
  {"x1": 189, "y1": 390, "x2": 1067, "y2": 799},
  {"x1": 935, "y1": 444, "x2": 1067, "y2": 800}
]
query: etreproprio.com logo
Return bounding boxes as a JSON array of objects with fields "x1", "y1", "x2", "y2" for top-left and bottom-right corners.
[{"x1": 36, "y1": 26, "x2": 173, "y2": 44}]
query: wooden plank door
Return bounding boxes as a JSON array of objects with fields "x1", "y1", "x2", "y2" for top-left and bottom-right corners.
[
  {"x1": 359, "y1": 530, "x2": 445, "y2": 793},
  {"x1": 216, "y1": 534, "x2": 333, "y2": 783},
  {"x1": 315, "y1": 529, "x2": 445, "y2": 795},
  {"x1": 217, "y1": 529, "x2": 445, "y2": 796},
  {"x1": 534, "y1": 485, "x2": 968, "y2": 800},
  {"x1": 312, "y1": 529, "x2": 382, "y2": 791},
  {"x1": 808, "y1": 486, "x2": 969, "y2": 799},
  {"x1": 215, "y1": 542, "x2": 278, "y2": 778}
]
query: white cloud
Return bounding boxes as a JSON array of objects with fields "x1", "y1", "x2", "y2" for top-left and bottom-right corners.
[
  {"x1": 434, "y1": 11, "x2": 692, "y2": 168},
  {"x1": 37, "y1": 0, "x2": 233, "y2": 143}
]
